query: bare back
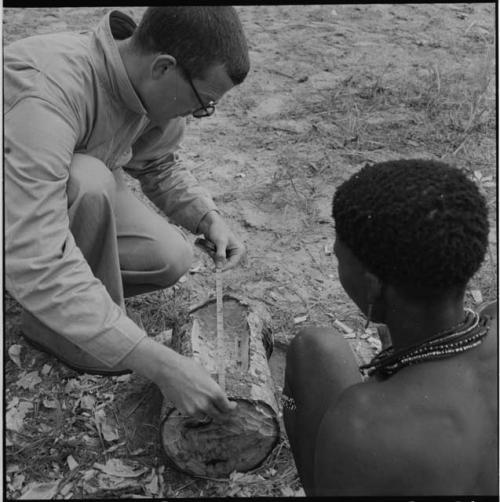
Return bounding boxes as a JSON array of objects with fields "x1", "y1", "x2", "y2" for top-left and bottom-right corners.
[{"x1": 314, "y1": 312, "x2": 498, "y2": 496}]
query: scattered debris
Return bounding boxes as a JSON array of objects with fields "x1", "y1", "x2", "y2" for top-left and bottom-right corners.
[
  {"x1": 293, "y1": 315, "x2": 308, "y2": 324},
  {"x1": 333, "y1": 319, "x2": 354, "y2": 336},
  {"x1": 93, "y1": 458, "x2": 148, "y2": 478},
  {"x1": 8, "y1": 344, "x2": 23, "y2": 368},
  {"x1": 6, "y1": 399, "x2": 33, "y2": 432},
  {"x1": 19, "y1": 480, "x2": 61, "y2": 500},
  {"x1": 66, "y1": 455, "x2": 78, "y2": 471},
  {"x1": 324, "y1": 241, "x2": 334, "y2": 256},
  {"x1": 16, "y1": 371, "x2": 42, "y2": 391},
  {"x1": 470, "y1": 289, "x2": 483, "y2": 305}
]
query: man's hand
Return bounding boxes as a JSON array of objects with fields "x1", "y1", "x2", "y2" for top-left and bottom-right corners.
[
  {"x1": 121, "y1": 337, "x2": 237, "y2": 421},
  {"x1": 197, "y1": 210, "x2": 245, "y2": 271}
]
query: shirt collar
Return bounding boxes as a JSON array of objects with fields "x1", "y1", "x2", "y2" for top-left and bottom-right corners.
[{"x1": 91, "y1": 11, "x2": 147, "y2": 116}]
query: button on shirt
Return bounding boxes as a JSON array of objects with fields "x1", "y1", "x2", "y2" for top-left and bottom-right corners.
[{"x1": 4, "y1": 11, "x2": 219, "y2": 366}]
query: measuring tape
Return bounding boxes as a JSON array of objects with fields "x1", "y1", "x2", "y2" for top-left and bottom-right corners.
[{"x1": 195, "y1": 238, "x2": 226, "y2": 391}]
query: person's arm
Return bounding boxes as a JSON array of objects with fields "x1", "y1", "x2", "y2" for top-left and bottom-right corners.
[{"x1": 124, "y1": 120, "x2": 245, "y2": 270}]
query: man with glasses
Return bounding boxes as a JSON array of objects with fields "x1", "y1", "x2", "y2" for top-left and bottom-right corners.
[{"x1": 4, "y1": 7, "x2": 249, "y2": 421}]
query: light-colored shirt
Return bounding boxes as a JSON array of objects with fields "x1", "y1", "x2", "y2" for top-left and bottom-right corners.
[{"x1": 4, "y1": 11, "x2": 219, "y2": 366}]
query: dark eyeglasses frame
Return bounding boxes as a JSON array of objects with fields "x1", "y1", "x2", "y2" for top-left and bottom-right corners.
[{"x1": 183, "y1": 69, "x2": 216, "y2": 119}]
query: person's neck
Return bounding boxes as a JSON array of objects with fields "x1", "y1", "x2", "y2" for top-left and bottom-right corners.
[
  {"x1": 116, "y1": 38, "x2": 149, "y2": 110},
  {"x1": 384, "y1": 289, "x2": 466, "y2": 351}
]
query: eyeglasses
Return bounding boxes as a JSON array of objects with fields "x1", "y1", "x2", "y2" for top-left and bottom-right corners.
[{"x1": 184, "y1": 69, "x2": 216, "y2": 119}]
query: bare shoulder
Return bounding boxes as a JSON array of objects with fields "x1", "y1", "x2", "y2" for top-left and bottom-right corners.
[{"x1": 313, "y1": 380, "x2": 469, "y2": 496}]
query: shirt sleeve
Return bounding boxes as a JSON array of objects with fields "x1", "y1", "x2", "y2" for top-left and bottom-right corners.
[
  {"x1": 124, "y1": 118, "x2": 219, "y2": 234},
  {"x1": 4, "y1": 97, "x2": 146, "y2": 367}
]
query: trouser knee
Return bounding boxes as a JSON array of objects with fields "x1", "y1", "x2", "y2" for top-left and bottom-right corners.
[
  {"x1": 157, "y1": 239, "x2": 194, "y2": 287},
  {"x1": 67, "y1": 154, "x2": 116, "y2": 209}
]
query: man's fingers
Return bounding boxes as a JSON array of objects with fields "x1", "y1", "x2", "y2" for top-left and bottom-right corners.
[{"x1": 221, "y1": 246, "x2": 245, "y2": 271}]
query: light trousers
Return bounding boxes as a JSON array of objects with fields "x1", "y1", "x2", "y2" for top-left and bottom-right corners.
[{"x1": 21, "y1": 154, "x2": 193, "y2": 370}]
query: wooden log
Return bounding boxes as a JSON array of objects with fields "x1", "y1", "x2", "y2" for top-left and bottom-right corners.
[{"x1": 160, "y1": 295, "x2": 280, "y2": 478}]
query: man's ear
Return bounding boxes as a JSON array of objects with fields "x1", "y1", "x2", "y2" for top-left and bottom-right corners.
[
  {"x1": 151, "y1": 54, "x2": 177, "y2": 80},
  {"x1": 364, "y1": 270, "x2": 383, "y2": 305}
]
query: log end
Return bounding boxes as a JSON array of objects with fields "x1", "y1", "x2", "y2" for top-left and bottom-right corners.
[{"x1": 161, "y1": 398, "x2": 279, "y2": 478}]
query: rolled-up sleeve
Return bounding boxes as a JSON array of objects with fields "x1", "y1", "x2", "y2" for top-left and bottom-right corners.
[
  {"x1": 5, "y1": 98, "x2": 146, "y2": 367},
  {"x1": 124, "y1": 118, "x2": 219, "y2": 234}
]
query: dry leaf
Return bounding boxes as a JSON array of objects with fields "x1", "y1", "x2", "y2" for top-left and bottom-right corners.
[
  {"x1": 9, "y1": 473, "x2": 25, "y2": 491},
  {"x1": 93, "y1": 458, "x2": 147, "y2": 478},
  {"x1": 41, "y1": 364, "x2": 52, "y2": 376},
  {"x1": 94, "y1": 409, "x2": 120, "y2": 442},
  {"x1": 6, "y1": 400, "x2": 33, "y2": 432},
  {"x1": 8, "y1": 344, "x2": 23, "y2": 368},
  {"x1": 16, "y1": 371, "x2": 42, "y2": 391},
  {"x1": 19, "y1": 480, "x2": 60, "y2": 500},
  {"x1": 67, "y1": 455, "x2": 78, "y2": 471},
  {"x1": 80, "y1": 394, "x2": 96, "y2": 410},
  {"x1": 59, "y1": 483, "x2": 73, "y2": 497},
  {"x1": 144, "y1": 470, "x2": 160, "y2": 495}
]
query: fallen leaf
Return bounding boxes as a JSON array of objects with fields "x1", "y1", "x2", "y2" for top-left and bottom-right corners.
[
  {"x1": 8, "y1": 397, "x2": 20, "y2": 410},
  {"x1": 9, "y1": 473, "x2": 25, "y2": 491},
  {"x1": 59, "y1": 483, "x2": 73, "y2": 497},
  {"x1": 41, "y1": 364, "x2": 52, "y2": 376},
  {"x1": 67, "y1": 455, "x2": 78, "y2": 471},
  {"x1": 19, "y1": 480, "x2": 61, "y2": 500},
  {"x1": 80, "y1": 394, "x2": 96, "y2": 410},
  {"x1": 94, "y1": 409, "x2": 120, "y2": 442},
  {"x1": 6, "y1": 400, "x2": 33, "y2": 432},
  {"x1": 64, "y1": 379, "x2": 80, "y2": 394},
  {"x1": 144, "y1": 470, "x2": 160, "y2": 496},
  {"x1": 16, "y1": 371, "x2": 42, "y2": 391},
  {"x1": 8, "y1": 344, "x2": 23, "y2": 368},
  {"x1": 93, "y1": 458, "x2": 147, "y2": 478}
]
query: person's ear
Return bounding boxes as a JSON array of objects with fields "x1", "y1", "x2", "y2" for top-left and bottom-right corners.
[{"x1": 151, "y1": 54, "x2": 177, "y2": 80}]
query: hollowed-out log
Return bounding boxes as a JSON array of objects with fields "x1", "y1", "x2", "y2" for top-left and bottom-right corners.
[{"x1": 160, "y1": 295, "x2": 279, "y2": 478}]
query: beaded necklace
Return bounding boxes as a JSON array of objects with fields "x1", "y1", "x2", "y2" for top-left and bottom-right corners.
[{"x1": 360, "y1": 309, "x2": 490, "y2": 379}]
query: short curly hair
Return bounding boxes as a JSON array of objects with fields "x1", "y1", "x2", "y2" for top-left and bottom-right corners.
[{"x1": 332, "y1": 159, "x2": 489, "y2": 297}]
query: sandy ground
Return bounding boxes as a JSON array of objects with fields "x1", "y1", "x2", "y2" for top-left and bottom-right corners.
[{"x1": 3, "y1": 4, "x2": 497, "y2": 498}]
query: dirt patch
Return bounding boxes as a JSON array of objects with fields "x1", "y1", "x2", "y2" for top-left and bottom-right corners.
[{"x1": 4, "y1": 4, "x2": 496, "y2": 498}]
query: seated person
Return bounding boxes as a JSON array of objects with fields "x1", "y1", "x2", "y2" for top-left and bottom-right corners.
[{"x1": 283, "y1": 159, "x2": 497, "y2": 496}]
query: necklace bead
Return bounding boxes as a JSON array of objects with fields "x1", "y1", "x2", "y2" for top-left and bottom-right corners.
[{"x1": 360, "y1": 310, "x2": 489, "y2": 378}]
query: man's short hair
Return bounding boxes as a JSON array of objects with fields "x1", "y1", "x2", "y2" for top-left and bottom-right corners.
[
  {"x1": 332, "y1": 159, "x2": 489, "y2": 298},
  {"x1": 132, "y1": 6, "x2": 250, "y2": 85}
]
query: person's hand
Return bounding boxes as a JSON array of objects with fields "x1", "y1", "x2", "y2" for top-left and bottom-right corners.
[
  {"x1": 197, "y1": 210, "x2": 245, "y2": 271},
  {"x1": 121, "y1": 337, "x2": 237, "y2": 421}
]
